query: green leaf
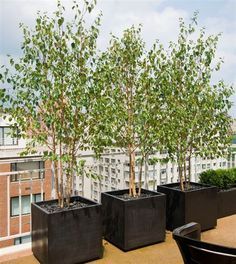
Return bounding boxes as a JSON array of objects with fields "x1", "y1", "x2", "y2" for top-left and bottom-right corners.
[
  {"x1": 58, "y1": 17, "x2": 64, "y2": 26},
  {"x1": 15, "y1": 64, "x2": 20, "y2": 71}
]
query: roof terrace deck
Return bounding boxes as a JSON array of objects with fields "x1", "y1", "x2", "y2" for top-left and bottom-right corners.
[{"x1": 1, "y1": 215, "x2": 236, "y2": 264}]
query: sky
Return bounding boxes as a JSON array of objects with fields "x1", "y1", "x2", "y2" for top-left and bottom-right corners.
[{"x1": 0, "y1": 0, "x2": 235, "y2": 115}]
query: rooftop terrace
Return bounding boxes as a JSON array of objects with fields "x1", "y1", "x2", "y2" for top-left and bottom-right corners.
[{"x1": 0, "y1": 214, "x2": 235, "y2": 264}]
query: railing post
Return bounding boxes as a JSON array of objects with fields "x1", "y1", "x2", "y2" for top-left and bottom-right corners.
[
  {"x1": 7, "y1": 174, "x2": 10, "y2": 237},
  {"x1": 30, "y1": 171, "x2": 33, "y2": 233},
  {"x1": 19, "y1": 173, "x2": 22, "y2": 235},
  {"x1": 40, "y1": 169, "x2": 44, "y2": 201},
  {"x1": 30, "y1": 171, "x2": 33, "y2": 204}
]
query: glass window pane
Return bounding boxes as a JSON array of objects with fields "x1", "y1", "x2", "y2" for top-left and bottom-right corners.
[
  {"x1": 21, "y1": 195, "x2": 30, "y2": 214},
  {"x1": 34, "y1": 194, "x2": 42, "y2": 203},
  {"x1": 17, "y1": 161, "x2": 38, "y2": 171},
  {"x1": 16, "y1": 162, "x2": 40, "y2": 180},
  {"x1": 11, "y1": 197, "x2": 19, "y2": 216},
  {"x1": 4, "y1": 127, "x2": 13, "y2": 145},
  {"x1": 14, "y1": 237, "x2": 21, "y2": 245},
  {"x1": 21, "y1": 235, "x2": 31, "y2": 243}
]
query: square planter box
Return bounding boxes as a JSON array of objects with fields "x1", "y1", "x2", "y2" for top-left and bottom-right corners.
[
  {"x1": 157, "y1": 182, "x2": 217, "y2": 231},
  {"x1": 101, "y1": 189, "x2": 166, "y2": 251},
  {"x1": 32, "y1": 196, "x2": 103, "y2": 264},
  {"x1": 217, "y1": 188, "x2": 236, "y2": 218}
]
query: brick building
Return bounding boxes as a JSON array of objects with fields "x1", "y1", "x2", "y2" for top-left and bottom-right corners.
[{"x1": 0, "y1": 117, "x2": 52, "y2": 248}]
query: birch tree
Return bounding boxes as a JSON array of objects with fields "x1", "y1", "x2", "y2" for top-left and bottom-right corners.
[
  {"x1": 1, "y1": 0, "x2": 102, "y2": 207},
  {"x1": 163, "y1": 13, "x2": 233, "y2": 190},
  {"x1": 94, "y1": 26, "x2": 166, "y2": 196}
]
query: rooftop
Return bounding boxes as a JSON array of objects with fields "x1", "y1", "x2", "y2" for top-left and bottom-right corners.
[{"x1": 0, "y1": 214, "x2": 235, "y2": 264}]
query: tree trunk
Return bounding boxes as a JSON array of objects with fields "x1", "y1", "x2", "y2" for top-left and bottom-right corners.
[
  {"x1": 138, "y1": 156, "x2": 144, "y2": 196},
  {"x1": 129, "y1": 151, "x2": 132, "y2": 196},
  {"x1": 52, "y1": 138, "x2": 61, "y2": 205},
  {"x1": 183, "y1": 156, "x2": 187, "y2": 190},
  {"x1": 187, "y1": 148, "x2": 192, "y2": 189},
  {"x1": 59, "y1": 142, "x2": 64, "y2": 208},
  {"x1": 178, "y1": 159, "x2": 184, "y2": 191},
  {"x1": 144, "y1": 154, "x2": 149, "y2": 190},
  {"x1": 153, "y1": 163, "x2": 156, "y2": 191},
  {"x1": 177, "y1": 151, "x2": 184, "y2": 191},
  {"x1": 129, "y1": 149, "x2": 136, "y2": 197}
]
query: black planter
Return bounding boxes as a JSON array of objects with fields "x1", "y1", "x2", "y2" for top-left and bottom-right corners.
[
  {"x1": 101, "y1": 189, "x2": 166, "y2": 251},
  {"x1": 157, "y1": 182, "x2": 217, "y2": 231},
  {"x1": 31, "y1": 196, "x2": 103, "y2": 264},
  {"x1": 217, "y1": 188, "x2": 236, "y2": 218}
]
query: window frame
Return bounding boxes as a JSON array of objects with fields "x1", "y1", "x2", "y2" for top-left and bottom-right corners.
[
  {"x1": 0, "y1": 126, "x2": 18, "y2": 146},
  {"x1": 10, "y1": 193, "x2": 45, "y2": 217},
  {"x1": 10, "y1": 161, "x2": 45, "y2": 182}
]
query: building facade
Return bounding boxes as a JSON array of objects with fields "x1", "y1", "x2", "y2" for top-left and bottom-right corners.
[
  {"x1": 79, "y1": 148, "x2": 232, "y2": 202},
  {"x1": 0, "y1": 117, "x2": 52, "y2": 248}
]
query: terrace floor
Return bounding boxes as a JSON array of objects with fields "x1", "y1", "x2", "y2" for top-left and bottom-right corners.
[{"x1": 1, "y1": 215, "x2": 236, "y2": 264}]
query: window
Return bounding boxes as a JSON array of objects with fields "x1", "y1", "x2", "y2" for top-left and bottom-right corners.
[
  {"x1": 22, "y1": 195, "x2": 31, "y2": 214},
  {"x1": 111, "y1": 159, "x2": 116, "y2": 164},
  {"x1": 196, "y1": 164, "x2": 201, "y2": 170},
  {"x1": 99, "y1": 165, "x2": 103, "y2": 172},
  {"x1": 223, "y1": 162, "x2": 226, "y2": 167},
  {"x1": 14, "y1": 235, "x2": 31, "y2": 245},
  {"x1": 207, "y1": 163, "x2": 211, "y2": 169},
  {"x1": 11, "y1": 193, "x2": 44, "y2": 217},
  {"x1": 111, "y1": 179, "x2": 116, "y2": 185},
  {"x1": 105, "y1": 158, "x2": 109, "y2": 163},
  {"x1": 202, "y1": 164, "x2": 206, "y2": 170},
  {"x1": 34, "y1": 193, "x2": 42, "y2": 203},
  {"x1": 149, "y1": 170, "x2": 154, "y2": 177},
  {"x1": 111, "y1": 168, "x2": 116, "y2": 174},
  {"x1": 160, "y1": 169, "x2": 166, "y2": 175},
  {"x1": 0, "y1": 127, "x2": 18, "y2": 146},
  {"x1": 10, "y1": 161, "x2": 45, "y2": 182}
]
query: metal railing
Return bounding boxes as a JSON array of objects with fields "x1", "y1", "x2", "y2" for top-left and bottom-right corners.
[{"x1": 0, "y1": 169, "x2": 49, "y2": 243}]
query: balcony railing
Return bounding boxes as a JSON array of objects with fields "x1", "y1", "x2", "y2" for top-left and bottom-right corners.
[{"x1": 0, "y1": 169, "x2": 49, "y2": 244}]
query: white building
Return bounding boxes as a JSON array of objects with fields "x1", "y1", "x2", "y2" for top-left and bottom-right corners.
[{"x1": 76, "y1": 147, "x2": 231, "y2": 202}]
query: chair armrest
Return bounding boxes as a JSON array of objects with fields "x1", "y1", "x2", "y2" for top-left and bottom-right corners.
[{"x1": 173, "y1": 222, "x2": 201, "y2": 240}]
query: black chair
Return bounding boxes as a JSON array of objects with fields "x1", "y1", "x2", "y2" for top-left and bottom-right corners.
[{"x1": 173, "y1": 222, "x2": 236, "y2": 264}]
